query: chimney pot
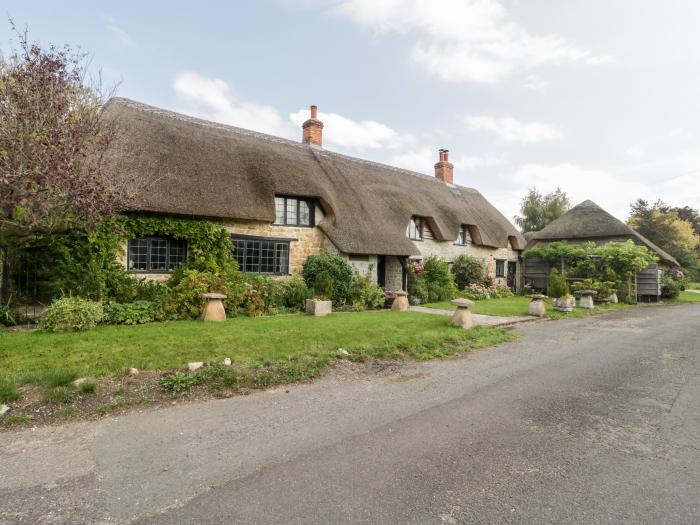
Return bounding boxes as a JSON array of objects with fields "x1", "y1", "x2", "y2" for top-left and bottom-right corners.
[
  {"x1": 302, "y1": 104, "x2": 323, "y2": 147},
  {"x1": 434, "y1": 148, "x2": 454, "y2": 184}
]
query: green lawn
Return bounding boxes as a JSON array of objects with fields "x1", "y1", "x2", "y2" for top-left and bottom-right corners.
[
  {"x1": 687, "y1": 282, "x2": 700, "y2": 290},
  {"x1": 0, "y1": 312, "x2": 515, "y2": 390},
  {"x1": 423, "y1": 295, "x2": 634, "y2": 319},
  {"x1": 678, "y1": 290, "x2": 700, "y2": 303}
]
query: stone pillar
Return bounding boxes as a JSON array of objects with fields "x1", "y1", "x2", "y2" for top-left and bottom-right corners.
[
  {"x1": 391, "y1": 291, "x2": 409, "y2": 311},
  {"x1": 450, "y1": 298, "x2": 475, "y2": 329},
  {"x1": 202, "y1": 293, "x2": 227, "y2": 321},
  {"x1": 528, "y1": 294, "x2": 546, "y2": 317},
  {"x1": 578, "y1": 290, "x2": 597, "y2": 309}
]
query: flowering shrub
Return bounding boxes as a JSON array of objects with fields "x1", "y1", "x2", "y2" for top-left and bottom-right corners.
[{"x1": 462, "y1": 283, "x2": 513, "y2": 301}]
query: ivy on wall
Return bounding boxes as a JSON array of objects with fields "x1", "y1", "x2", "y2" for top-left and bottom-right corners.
[{"x1": 9, "y1": 215, "x2": 233, "y2": 302}]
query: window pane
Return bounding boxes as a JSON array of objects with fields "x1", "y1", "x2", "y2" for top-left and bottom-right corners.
[
  {"x1": 233, "y1": 239, "x2": 246, "y2": 271},
  {"x1": 260, "y1": 240, "x2": 275, "y2": 273},
  {"x1": 275, "y1": 243, "x2": 289, "y2": 274},
  {"x1": 495, "y1": 260, "x2": 505, "y2": 277},
  {"x1": 285, "y1": 198, "x2": 297, "y2": 225},
  {"x1": 127, "y1": 239, "x2": 148, "y2": 271},
  {"x1": 149, "y1": 239, "x2": 168, "y2": 271},
  {"x1": 274, "y1": 197, "x2": 285, "y2": 225},
  {"x1": 457, "y1": 228, "x2": 464, "y2": 245},
  {"x1": 299, "y1": 200, "x2": 310, "y2": 226},
  {"x1": 246, "y1": 240, "x2": 260, "y2": 273},
  {"x1": 169, "y1": 239, "x2": 186, "y2": 269}
]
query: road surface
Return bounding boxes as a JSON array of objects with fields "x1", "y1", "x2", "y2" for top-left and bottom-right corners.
[{"x1": 2, "y1": 304, "x2": 699, "y2": 524}]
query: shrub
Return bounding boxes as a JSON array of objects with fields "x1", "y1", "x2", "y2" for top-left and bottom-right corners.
[
  {"x1": 302, "y1": 252, "x2": 353, "y2": 305},
  {"x1": 661, "y1": 273, "x2": 683, "y2": 299},
  {"x1": 242, "y1": 274, "x2": 282, "y2": 317},
  {"x1": 570, "y1": 279, "x2": 617, "y2": 299},
  {"x1": 461, "y1": 283, "x2": 513, "y2": 301},
  {"x1": 547, "y1": 268, "x2": 570, "y2": 299},
  {"x1": 423, "y1": 256, "x2": 455, "y2": 302},
  {"x1": 349, "y1": 270, "x2": 385, "y2": 310},
  {"x1": 452, "y1": 255, "x2": 489, "y2": 290},
  {"x1": 103, "y1": 301, "x2": 156, "y2": 325},
  {"x1": 313, "y1": 271, "x2": 334, "y2": 300},
  {"x1": 159, "y1": 372, "x2": 200, "y2": 394},
  {"x1": 40, "y1": 297, "x2": 103, "y2": 332},
  {"x1": 166, "y1": 260, "x2": 246, "y2": 319},
  {"x1": 278, "y1": 275, "x2": 312, "y2": 311}
]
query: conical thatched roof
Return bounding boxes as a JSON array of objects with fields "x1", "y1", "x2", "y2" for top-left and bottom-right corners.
[
  {"x1": 101, "y1": 98, "x2": 524, "y2": 256},
  {"x1": 528, "y1": 200, "x2": 679, "y2": 266}
]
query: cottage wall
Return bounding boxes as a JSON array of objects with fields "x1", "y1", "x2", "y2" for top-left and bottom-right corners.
[{"x1": 413, "y1": 226, "x2": 521, "y2": 288}]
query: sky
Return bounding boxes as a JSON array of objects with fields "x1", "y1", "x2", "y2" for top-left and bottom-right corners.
[{"x1": 2, "y1": 0, "x2": 699, "y2": 224}]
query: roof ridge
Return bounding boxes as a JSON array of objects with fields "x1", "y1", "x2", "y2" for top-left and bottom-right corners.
[{"x1": 106, "y1": 97, "x2": 479, "y2": 194}]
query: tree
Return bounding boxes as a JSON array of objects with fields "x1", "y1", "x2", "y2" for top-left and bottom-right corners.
[
  {"x1": 0, "y1": 24, "x2": 131, "y2": 233},
  {"x1": 0, "y1": 24, "x2": 136, "y2": 301},
  {"x1": 513, "y1": 187, "x2": 571, "y2": 233},
  {"x1": 627, "y1": 199, "x2": 700, "y2": 276}
]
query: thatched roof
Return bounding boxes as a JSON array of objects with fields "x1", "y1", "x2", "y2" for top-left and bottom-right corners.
[
  {"x1": 527, "y1": 200, "x2": 679, "y2": 266},
  {"x1": 102, "y1": 98, "x2": 524, "y2": 256}
]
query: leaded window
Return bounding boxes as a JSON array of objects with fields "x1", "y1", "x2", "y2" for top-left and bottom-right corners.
[
  {"x1": 232, "y1": 235, "x2": 291, "y2": 275},
  {"x1": 274, "y1": 196, "x2": 314, "y2": 227},
  {"x1": 407, "y1": 216, "x2": 423, "y2": 241},
  {"x1": 456, "y1": 225, "x2": 471, "y2": 245},
  {"x1": 495, "y1": 259, "x2": 505, "y2": 278},
  {"x1": 127, "y1": 237, "x2": 186, "y2": 272}
]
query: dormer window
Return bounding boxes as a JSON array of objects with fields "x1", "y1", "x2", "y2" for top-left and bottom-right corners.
[
  {"x1": 456, "y1": 225, "x2": 471, "y2": 245},
  {"x1": 407, "y1": 216, "x2": 423, "y2": 241},
  {"x1": 274, "y1": 196, "x2": 314, "y2": 227}
]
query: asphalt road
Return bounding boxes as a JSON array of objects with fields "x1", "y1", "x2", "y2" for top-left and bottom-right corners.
[{"x1": 2, "y1": 304, "x2": 699, "y2": 524}]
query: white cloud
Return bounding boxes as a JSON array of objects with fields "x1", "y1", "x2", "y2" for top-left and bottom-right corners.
[
  {"x1": 289, "y1": 109, "x2": 413, "y2": 152},
  {"x1": 389, "y1": 148, "x2": 507, "y2": 174},
  {"x1": 173, "y1": 72, "x2": 290, "y2": 137},
  {"x1": 320, "y1": 0, "x2": 613, "y2": 84},
  {"x1": 173, "y1": 72, "x2": 412, "y2": 153},
  {"x1": 523, "y1": 74, "x2": 548, "y2": 91},
  {"x1": 105, "y1": 16, "x2": 135, "y2": 48},
  {"x1": 624, "y1": 145, "x2": 645, "y2": 159},
  {"x1": 464, "y1": 115, "x2": 562, "y2": 143}
]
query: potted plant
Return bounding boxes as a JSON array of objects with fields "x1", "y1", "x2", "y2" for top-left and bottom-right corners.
[
  {"x1": 306, "y1": 271, "x2": 333, "y2": 316},
  {"x1": 548, "y1": 268, "x2": 575, "y2": 312}
]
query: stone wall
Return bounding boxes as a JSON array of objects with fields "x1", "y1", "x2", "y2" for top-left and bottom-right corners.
[
  {"x1": 414, "y1": 225, "x2": 521, "y2": 288},
  {"x1": 385, "y1": 256, "x2": 404, "y2": 291}
]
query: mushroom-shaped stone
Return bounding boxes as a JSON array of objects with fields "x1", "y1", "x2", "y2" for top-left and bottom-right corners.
[
  {"x1": 528, "y1": 294, "x2": 546, "y2": 317},
  {"x1": 577, "y1": 290, "x2": 597, "y2": 309},
  {"x1": 202, "y1": 292, "x2": 227, "y2": 321},
  {"x1": 391, "y1": 290, "x2": 410, "y2": 312},
  {"x1": 450, "y1": 298, "x2": 475, "y2": 329}
]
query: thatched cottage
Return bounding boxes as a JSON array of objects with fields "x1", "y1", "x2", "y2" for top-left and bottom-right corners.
[
  {"x1": 523, "y1": 200, "x2": 679, "y2": 298},
  {"x1": 104, "y1": 98, "x2": 524, "y2": 291}
]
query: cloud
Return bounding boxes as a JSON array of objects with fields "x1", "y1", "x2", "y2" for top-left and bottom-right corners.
[
  {"x1": 173, "y1": 72, "x2": 290, "y2": 137},
  {"x1": 173, "y1": 72, "x2": 412, "y2": 153},
  {"x1": 464, "y1": 115, "x2": 562, "y2": 143},
  {"x1": 389, "y1": 148, "x2": 507, "y2": 174},
  {"x1": 319, "y1": 0, "x2": 613, "y2": 84},
  {"x1": 289, "y1": 109, "x2": 413, "y2": 152},
  {"x1": 624, "y1": 145, "x2": 645, "y2": 159},
  {"x1": 105, "y1": 16, "x2": 135, "y2": 48},
  {"x1": 523, "y1": 74, "x2": 548, "y2": 91}
]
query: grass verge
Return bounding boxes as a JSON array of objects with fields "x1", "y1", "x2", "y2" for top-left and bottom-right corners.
[{"x1": 0, "y1": 312, "x2": 517, "y2": 428}]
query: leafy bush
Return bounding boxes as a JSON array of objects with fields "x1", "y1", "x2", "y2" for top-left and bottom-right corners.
[
  {"x1": 349, "y1": 270, "x2": 385, "y2": 310},
  {"x1": 461, "y1": 283, "x2": 513, "y2": 301},
  {"x1": 242, "y1": 274, "x2": 282, "y2": 317},
  {"x1": 313, "y1": 271, "x2": 334, "y2": 300},
  {"x1": 547, "y1": 268, "x2": 570, "y2": 299},
  {"x1": 570, "y1": 279, "x2": 617, "y2": 299},
  {"x1": 302, "y1": 252, "x2": 353, "y2": 305},
  {"x1": 423, "y1": 256, "x2": 455, "y2": 302},
  {"x1": 452, "y1": 255, "x2": 489, "y2": 290},
  {"x1": 166, "y1": 260, "x2": 246, "y2": 319},
  {"x1": 40, "y1": 297, "x2": 103, "y2": 332},
  {"x1": 661, "y1": 273, "x2": 683, "y2": 299},
  {"x1": 103, "y1": 301, "x2": 156, "y2": 325},
  {"x1": 159, "y1": 372, "x2": 200, "y2": 394},
  {"x1": 278, "y1": 275, "x2": 312, "y2": 311}
]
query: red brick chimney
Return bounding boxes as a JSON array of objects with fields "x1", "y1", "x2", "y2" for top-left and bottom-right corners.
[
  {"x1": 434, "y1": 149, "x2": 454, "y2": 184},
  {"x1": 302, "y1": 105, "x2": 323, "y2": 147}
]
